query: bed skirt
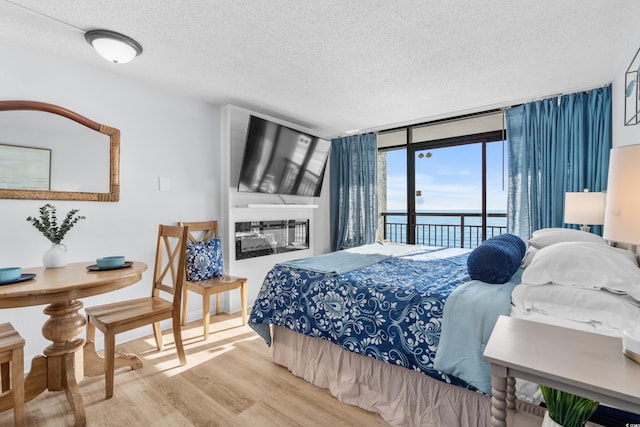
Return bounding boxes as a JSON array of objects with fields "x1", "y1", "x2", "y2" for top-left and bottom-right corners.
[{"x1": 271, "y1": 326, "x2": 544, "y2": 427}]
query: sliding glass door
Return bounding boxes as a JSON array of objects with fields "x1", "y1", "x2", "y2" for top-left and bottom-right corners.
[
  {"x1": 378, "y1": 115, "x2": 507, "y2": 248},
  {"x1": 409, "y1": 139, "x2": 506, "y2": 247}
]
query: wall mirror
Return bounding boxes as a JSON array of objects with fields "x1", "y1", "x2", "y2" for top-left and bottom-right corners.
[{"x1": 0, "y1": 100, "x2": 119, "y2": 201}]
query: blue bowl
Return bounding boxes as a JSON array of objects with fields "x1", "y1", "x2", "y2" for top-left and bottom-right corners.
[
  {"x1": 96, "y1": 256, "x2": 125, "y2": 269},
  {"x1": 0, "y1": 267, "x2": 22, "y2": 282}
]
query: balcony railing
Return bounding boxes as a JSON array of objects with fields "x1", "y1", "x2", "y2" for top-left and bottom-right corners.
[{"x1": 381, "y1": 212, "x2": 507, "y2": 249}]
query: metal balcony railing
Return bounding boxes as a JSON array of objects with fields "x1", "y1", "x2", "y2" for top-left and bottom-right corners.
[{"x1": 381, "y1": 212, "x2": 507, "y2": 249}]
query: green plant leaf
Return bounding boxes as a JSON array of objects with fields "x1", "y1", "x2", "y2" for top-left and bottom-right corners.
[
  {"x1": 26, "y1": 204, "x2": 86, "y2": 244},
  {"x1": 540, "y1": 385, "x2": 598, "y2": 427}
]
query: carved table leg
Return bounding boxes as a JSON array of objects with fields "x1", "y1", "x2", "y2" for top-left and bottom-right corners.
[
  {"x1": 506, "y1": 375, "x2": 516, "y2": 410},
  {"x1": 0, "y1": 299, "x2": 86, "y2": 416},
  {"x1": 42, "y1": 300, "x2": 87, "y2": 427},
  {"x1": 63, "y1": 353, "x2": 85, "y2": 426},
  {"x1": 490, "y1": 364, "x2": 508, "y2": 427}
]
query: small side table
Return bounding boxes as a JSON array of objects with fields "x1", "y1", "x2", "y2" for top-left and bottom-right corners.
[{"x1": 483, "y1": 315, "x2": 640, "y2": 427}]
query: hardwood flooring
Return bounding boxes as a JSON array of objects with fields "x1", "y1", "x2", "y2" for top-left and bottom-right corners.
[
  {"x1": 0, "y1": 312, "x2": 387, "y2": 426},
  {"x1": 0, "y1": 311, "x2": 549, "y2": 426}
]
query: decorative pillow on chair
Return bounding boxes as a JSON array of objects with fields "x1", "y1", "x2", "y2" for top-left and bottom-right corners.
[
  {"x1": 185, "y1": 238, "x2": 224, "y2": 281},
  {"x1": 467, "y1": 233, "x2": 526, "y2": 284}
]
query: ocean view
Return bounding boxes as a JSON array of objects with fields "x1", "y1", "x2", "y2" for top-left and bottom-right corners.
[{"x1": 382, "y1": 211, "x2": 507, "y2": 248}]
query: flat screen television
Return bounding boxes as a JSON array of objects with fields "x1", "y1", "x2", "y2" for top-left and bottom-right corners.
[{"x1": 237, "y1": 115, "x2": 330, "y2": 197}]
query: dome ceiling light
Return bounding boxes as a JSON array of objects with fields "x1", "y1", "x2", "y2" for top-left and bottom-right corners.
[{"x1": 85, "y1": 30, "x2": 143, "y2": 64}]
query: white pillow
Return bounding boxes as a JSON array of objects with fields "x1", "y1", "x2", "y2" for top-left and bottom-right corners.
[
  {"x1": 528, "y1": 228, "x2": 607, "y2": 249},
  {"x1": 521, "y1": 242, "x2": 640, "y2": 300},
  {"x1": 512, "y1": 283, "x2": 640, "y2": 332},
  {"x1": 520, "y1": 246, "x2": 538, "y2": 268}
]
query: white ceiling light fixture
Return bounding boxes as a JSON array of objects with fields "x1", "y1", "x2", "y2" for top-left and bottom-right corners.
[
  {"x1": 85, "y1": 30, "x2": 142, "y2": 64},
  {"x1": 3, "y1": 2, "x2": 143, "y2": 65}
]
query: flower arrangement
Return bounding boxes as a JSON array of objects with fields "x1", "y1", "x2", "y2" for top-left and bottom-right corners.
[
  {"x1": 540, "y1": 385, "x2": 599, "y2": 427},
  {"x1": 26, "y1": 204, "x2": 86, "y2": 244}
]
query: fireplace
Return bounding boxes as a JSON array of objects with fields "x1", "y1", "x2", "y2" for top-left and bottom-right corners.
[{"x1": 235, "y1": 219, "x2": 309, "y2": 260}]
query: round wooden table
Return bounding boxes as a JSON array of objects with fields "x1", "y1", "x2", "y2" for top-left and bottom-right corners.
[{"x1": 0, "y1": 261, "x2": 147, "y2": 427}]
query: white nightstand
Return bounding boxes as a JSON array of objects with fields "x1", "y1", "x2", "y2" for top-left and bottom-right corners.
[{"x1": 483, "y1": 315, "x2": 640, "y2": 427}]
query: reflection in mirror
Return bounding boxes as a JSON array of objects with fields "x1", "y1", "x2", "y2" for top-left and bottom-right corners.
[
  {"x1": 0, "y1": 143, "x2": 51, "y2": 190},
  {"x1": 0, "y1": 101, "x2": 119, "y2": 201}
]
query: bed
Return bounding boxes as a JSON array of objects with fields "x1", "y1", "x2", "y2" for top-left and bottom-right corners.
[{"x1": 248, "y1": 229, "x2": 640, "y2": 426}]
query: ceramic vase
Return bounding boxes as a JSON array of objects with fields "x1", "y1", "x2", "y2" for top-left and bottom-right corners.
[
  {"x1": 43, "y1": 243, "x2": 67, "y2": 268},
  {"x1": 542, "y1": 412, "x2": 564, "y2": 427}
]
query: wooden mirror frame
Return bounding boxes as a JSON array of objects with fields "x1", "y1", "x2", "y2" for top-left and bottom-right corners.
[{"x1": 0, "y1": 100, "x2": 120, "y2": 202}]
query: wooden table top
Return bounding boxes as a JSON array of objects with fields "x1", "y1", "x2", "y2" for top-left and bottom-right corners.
[{"x1": 0, "y1": 261, "x2": 148, "y2": 308}]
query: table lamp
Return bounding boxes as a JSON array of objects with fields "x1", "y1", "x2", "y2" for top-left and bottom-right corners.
[{"x1": 564, "y1": 189, "x2": 605, "y2": 232}]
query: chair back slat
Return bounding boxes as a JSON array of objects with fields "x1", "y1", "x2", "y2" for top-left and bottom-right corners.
[
  {"x1": 152, "y1": 225, "x2": 188, "y2": 308},
  {"x1": 179, "y1": 221, "x2": 219, "y2": 243}
]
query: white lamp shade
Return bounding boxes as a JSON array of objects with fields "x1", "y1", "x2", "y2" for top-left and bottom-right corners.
[
  {"x1": 603, "y1": 144, "x2": 640, "y2": 244},
  {"x1": 564, "y1": 191, "x2": 605, "y2": 225}
]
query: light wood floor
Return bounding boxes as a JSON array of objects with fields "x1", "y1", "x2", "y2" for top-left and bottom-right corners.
[
  {"x1": 1, "y1": 312, "x2": 387, "y2": 426},
  {"x1": 0, "y1": 312, "x2": 545, "y2": 426}
]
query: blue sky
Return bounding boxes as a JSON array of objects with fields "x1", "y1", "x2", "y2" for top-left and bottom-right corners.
[{"x1": 383, "y1": 141, "x2": 508, "y2": 213}]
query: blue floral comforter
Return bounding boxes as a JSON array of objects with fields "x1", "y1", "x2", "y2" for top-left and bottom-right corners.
[{"x1": 249, "y1": 247, "x2": 476, "y2": 389}]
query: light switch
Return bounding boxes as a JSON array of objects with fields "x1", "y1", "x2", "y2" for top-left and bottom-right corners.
[{"x1": 158, "y1": 176, "x2": 171, "y2": 191}]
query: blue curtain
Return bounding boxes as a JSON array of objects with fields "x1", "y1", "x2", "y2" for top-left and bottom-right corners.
[
  {"x1": 506, "y1": 86, "x2": 611, "y2": 239},
  {"x1": 330, "y1": 133, "x2": 378, "y2": 251}
]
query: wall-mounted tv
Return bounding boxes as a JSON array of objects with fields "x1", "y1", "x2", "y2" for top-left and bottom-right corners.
[{"x1": 237, "y1": 115, "x2": 330, "y2": 197}]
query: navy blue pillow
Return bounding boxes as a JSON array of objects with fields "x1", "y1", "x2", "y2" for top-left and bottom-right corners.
[{"x1": 467, "y1": 233, "x2": 526, "y2": 284}]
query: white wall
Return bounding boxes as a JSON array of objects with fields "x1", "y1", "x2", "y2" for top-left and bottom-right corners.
[{"x1": 0, "y1": 40, "x2": 222, "y2": 361}]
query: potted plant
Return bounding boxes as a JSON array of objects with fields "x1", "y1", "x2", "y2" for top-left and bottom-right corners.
[
  {"x1": 540, "y1": 385, "x2": 599, "y2": 427},
  {"x1": 27, "y1": 204, "x2": 86, "y2": 268}
]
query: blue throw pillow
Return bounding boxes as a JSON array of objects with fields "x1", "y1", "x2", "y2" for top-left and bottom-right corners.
[
  {"x1": 185, "y1": 238, "x2": 224, "y2": 281},
  {"x1": 467, "y1": 233, "x2": 526, "y2": 284}
]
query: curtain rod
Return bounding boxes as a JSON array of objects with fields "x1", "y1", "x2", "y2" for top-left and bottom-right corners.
[
  {"x1": 330, "y1": 82, "x2": 612, "y2": 139},
  {"x1": 519, "y1": 82, "x2": 611, "y2": 106}
]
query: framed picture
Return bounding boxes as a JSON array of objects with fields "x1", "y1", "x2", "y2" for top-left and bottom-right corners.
[
  {"x1": 625, "y1": 47, "x2": 640, "y2": 126},
  {"x1": 0, "y1": 144, "x2": 51, "y2": 190}
]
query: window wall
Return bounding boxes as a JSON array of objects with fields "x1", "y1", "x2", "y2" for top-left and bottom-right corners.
[{"x1": 378, "y1": 112, "x2": 508, "y2": 248}]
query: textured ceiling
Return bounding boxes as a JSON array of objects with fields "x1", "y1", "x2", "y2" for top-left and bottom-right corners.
[{"x1": 1, "y1": 0, "x2": 640, "y2": 138}]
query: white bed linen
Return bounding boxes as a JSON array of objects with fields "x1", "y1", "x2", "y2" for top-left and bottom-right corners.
[
  {"x1": 271, "y1": 325, "x2": 544, "y2": 427},
  {"x1": 511, "y1": 283, "x2": 640, "y2": 335},
  {"x1": 509, "y1": 305, "x2": 622, "y2": 337},
  {"x1": 344, "y1": 242, "x2": 439, "y2": 257}
]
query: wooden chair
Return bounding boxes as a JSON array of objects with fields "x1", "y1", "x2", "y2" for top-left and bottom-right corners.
[
  {"x1": 179, "y1": 220, "x2": 247, "y2": 340},
  {"x1": 0, "y1": 322, "x2": 25, "y2": 427},
  {"x1": 85, "y1": 224, "x2": 188, "y2": 399}
]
